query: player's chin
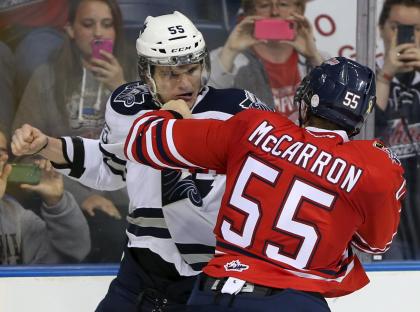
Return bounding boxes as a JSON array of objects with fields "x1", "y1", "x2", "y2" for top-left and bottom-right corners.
[{"x1": 175, "y1": 94, "x2": 196, "y2": 106}]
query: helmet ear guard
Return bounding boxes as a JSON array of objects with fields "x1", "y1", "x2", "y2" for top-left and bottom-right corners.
[{"x1": 294, "y1": 57, "x2": 376, "y2": 137}]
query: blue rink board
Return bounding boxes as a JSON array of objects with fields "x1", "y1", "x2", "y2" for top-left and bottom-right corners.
[{"x1": 1, "y1": 262, "x2": 420, "y2": 277}]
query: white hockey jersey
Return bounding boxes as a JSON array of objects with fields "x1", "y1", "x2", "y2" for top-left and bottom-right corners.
[{"x1": 53, "y1": 82, "x2": 272, "y2": 276}]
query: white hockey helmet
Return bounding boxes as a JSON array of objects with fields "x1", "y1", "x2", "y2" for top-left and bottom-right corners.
[{"x1": 136, "y1": 11, "x2": 210, "y2": 104}]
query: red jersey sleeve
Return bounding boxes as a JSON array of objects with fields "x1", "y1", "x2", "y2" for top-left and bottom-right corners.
[
  {"x1": 124, "y1": 109, "x2": 240, "y2": 173},
  {"x1": 351, "y1": 141, "x2": 406, "y2": 254}
]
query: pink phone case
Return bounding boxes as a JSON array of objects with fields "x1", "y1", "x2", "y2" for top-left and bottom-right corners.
[
  {"x1": 254, "y1": 19, "x2": 295, "y2": 41},
  {"x1": 91, "y1": 39, "x2": 114, "y2": 60}
]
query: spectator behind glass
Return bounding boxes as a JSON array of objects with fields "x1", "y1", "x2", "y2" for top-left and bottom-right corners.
[
  {"x1": 0, "y1": 128, "x2": 90, "y2": 264},
  {"x1": 12, "y1": 0, "x2": 134, "y2": 262},
  {"x1": 375, "y1": 0, "x2": 420, "y2": 260},
  {"x1": 0, "y1": 42, "x2": 15, "y2": 137},
  {"x1": 0, "y1": 0, "x2": 68, "y2": 98},
  {"x1": 208, "y1": 0, "x2": 325, "y2": 120}
]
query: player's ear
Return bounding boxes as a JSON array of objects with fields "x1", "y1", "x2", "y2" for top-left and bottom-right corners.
[{"x1": 65, "y1": 23, "x2": 75, "y2": 39}]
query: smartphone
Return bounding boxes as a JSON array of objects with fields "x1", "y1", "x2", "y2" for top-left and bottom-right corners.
[
  {"x1": 91, "y1": 39, "x2": 114, "y2": 60},
  {"x1": 254, "y1": 19, "x2": 295, "y2": 41},
  {"x1": 397, "y1": 24, "x2": 415, "y2": 45},
  {"x1": 7, "y1": 164, "x2": 41, "y2": 185}
]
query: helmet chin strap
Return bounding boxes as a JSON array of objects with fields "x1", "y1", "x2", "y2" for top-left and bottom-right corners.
[
  {"x1": 150, "y1": 81, "x2": 162, "y2": 107},
  {"x1": 145, "y1": 65, "x2": 163, "y2": 107}
]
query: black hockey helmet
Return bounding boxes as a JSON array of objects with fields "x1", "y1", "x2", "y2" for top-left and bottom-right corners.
[{"x1": 294, "y1": 57, "x2": 376, "y2": 136}]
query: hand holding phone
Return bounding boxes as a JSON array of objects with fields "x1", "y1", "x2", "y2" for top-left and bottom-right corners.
[
  {"x1": 91, "y1": 39, "x2": 114, "y2": 60},
  {"x1": 254, "y1": 19, "x2": 295, "y2": 41}
]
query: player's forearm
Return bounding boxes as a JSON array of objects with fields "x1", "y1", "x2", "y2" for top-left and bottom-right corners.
[{"x1": 38, "y1": 137, "x2": 67, "y2": 165}]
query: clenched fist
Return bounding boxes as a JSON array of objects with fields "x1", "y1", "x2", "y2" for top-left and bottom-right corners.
[
  {"x1": 11, "y1": 124, "x2": 48, "y2": 156},
  {"x1": 161, "y1": 99, "x2": 192, "y2": 119}
]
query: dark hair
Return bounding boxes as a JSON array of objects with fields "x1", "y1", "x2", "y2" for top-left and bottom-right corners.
[
  {"x1": 54, "y1": 0, "x2": 129, "y2": 117},
  {"x1": 379, "y1": 0, "x2": 420, "y2": 27},
  {"x1": 68, "y1": 0, "x2": 125, "y2": 56},
  {"x1": 241, "y1": 0, "x2": 307, "y2": 15}
]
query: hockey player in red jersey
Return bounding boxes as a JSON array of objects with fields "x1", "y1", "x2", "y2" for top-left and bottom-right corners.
[{"x1": 125, "y1": 57, "x2": 405, "y2": 311}]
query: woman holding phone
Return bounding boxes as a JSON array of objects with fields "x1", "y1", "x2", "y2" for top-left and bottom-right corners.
[
  {"x1": 12, "y1": 0, "x2": 136, "y2": 262},
  {"x1": 13, "y1": 0, "x2": 136, "y2": 138},
  {"x1": 208, "y1": 0, "x2": 326, "y2": 121},
  {"x1": 375, "y1": 0, "x2": 420, "y2": 261}
]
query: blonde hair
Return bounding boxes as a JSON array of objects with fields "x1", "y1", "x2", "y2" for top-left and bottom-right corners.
[{"x1": 241, "y1": 0, "x2": 307, "y2": 15}]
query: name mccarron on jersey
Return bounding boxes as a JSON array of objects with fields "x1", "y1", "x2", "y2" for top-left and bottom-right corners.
[{"x1": 248, "y1": 121, "x2": 363, "y2": 193}]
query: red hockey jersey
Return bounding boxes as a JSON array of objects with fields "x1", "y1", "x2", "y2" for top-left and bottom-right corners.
[{"x1": 125, "y1": 109, "x2": 405, "y2": 297}]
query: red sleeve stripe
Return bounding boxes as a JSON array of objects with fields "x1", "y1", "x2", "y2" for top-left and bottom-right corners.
[
  {"x1": 125, "y1": 115, "x2": 159, "y2": 162},
  {"x1": 165, "y1": 119, "x2": 204, "y2": 169},
  {"x1": 144, "y1": 119, "x2": 183, "y2": 169},
  {"x1": 351, "y1": 232, "x2": 394, "y2": 254},
  {"x1": 155, "y1": 121, "x2": 194, "y2": 168}
]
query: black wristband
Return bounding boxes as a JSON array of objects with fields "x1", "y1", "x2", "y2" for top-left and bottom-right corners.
[
  {"x1": 167, "y1": 110, "x2": 184, "y2": 119},
  {"x1": 31, "y1": 137, "x2": 49, "y2": 155}
]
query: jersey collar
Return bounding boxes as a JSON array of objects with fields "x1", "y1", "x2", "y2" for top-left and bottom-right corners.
[
  {"x1": 191, "y1": 86, "x2": 209, "y2": 111},
  {"x1": 305, "y1": 127, "x2": 349, "y2": 143}
]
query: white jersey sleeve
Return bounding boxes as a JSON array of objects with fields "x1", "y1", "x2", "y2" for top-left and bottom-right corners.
[{"x1": 52, "y1": 82, "x2": 156, "y2": 191}]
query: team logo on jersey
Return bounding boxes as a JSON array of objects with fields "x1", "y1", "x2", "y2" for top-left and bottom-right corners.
[
  {"x1": 239, "y1": 90, "x2": 273, "y2": 111},
  {"x1": 224, "y1": 260, "x2": 249, "y2": 272},
  {"x1": 373, "y1": 140, "x2": 401, "y2": 165},
  {"x1": 111, "y1": 83, "x2": 154, "y2": 115},
  {"x1": 161, "y1": 170, "x2": 214, "y2": 207},
  {"x1": 114, "y1": 84, "x2": 147, "y2": 107}
]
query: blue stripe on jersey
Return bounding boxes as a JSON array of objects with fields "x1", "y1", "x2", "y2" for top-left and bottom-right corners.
[
  {"x1": 65, "y1": 137, "x2": 86, "y2": 178},
  {"x1": 134, "y1": 117, "x2": 162, "y2": 167},
  {"x1": 103, "y1": 160, "x2": 126, "y2": 181},
  {"x1": 155, "y1": 122, "x2": 183, "y2": 167},
  {"x1": 127, "y1": 223, "x2": 171, "y2": 239},
  {"x1": 129, "y1": 208, "x2": 164, "y2": 218},
  {"x1": 176, "y1": 243, "x2": 215, "y2": 254},
  {"x1": 99, "y1": 144, "x2": 127, "y2": 165},
  {"x1": 135, "y1": 132, "x2": 155, "y2": 167}
]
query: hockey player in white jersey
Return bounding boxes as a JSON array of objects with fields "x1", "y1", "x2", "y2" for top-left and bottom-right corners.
[{"x1": 11, "y1": 11, "x2": 272, "y2": 312}]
